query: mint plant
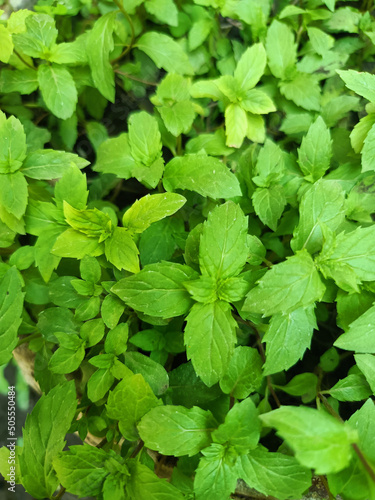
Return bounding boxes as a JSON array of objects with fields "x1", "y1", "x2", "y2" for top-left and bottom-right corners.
[{"x1": 1, "y1": 1, "x2": 375, "y2": 499}]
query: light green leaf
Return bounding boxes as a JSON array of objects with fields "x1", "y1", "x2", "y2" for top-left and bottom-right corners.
[
  {"x1": 101, "y1": 295, "x2": 125, "y2": 329},
  {"x1": 54, "y1": 163, "x2": 88, "y2": 210},
  {"x1": 317, "y1": 225, "x2": 375, "y2": 292},
  {"x1": 0, "y1": 68, "x2": 38, "y2": 94},
  {"x1": 38, "y1": 64, "x2": 77, "y2": 120},
  {"x1": 220, "y1": 346, "x2": 263, "y2": 399},
  {"x1": 297, "y1": 117, "x2": 332, "y2": 182},
  {"x1": 87, "y1": 12, "x2": 116, "y2": 102},
  {"x1": 138, "y1": 405, "x2": 216, "y2": 456},
  {"x1": 225, "y1": 103, "x2": 248, "y2": 148},
  {"x1": 94, "y1": 134, "x2": 135, "y2": 178},
  {"x1": 0, "y1": 115, "x2": 27, "y2": 173},
  {"x1": 199, "y1": 202, "x2": 248, "y2": 280},
  {"x1": 183, "y1": 276, "x2": 217, "y2": 304},
  {"x1": 334, "y1": 304, "x2": 375, "y2": 353},
  {"x1": 125, "y1": 352, "x2": 169, "y2": 395},
  {"x1": 21, "y1": 149, "x2": 88, "y2": 180},
  {"x1": 234, "y1": 43, "x2": 267, "y2": 92},
  {"x1": 252, "y1": 139, "x2": 285, "y2": 187},
  {"x1": 348, "y1": 399, "x2": 375, "y2": 463},
  {"x1": 48, "y1": 36, "x2": 88, "y2": 65},
  {"x1": 128, "y1": 111, "x2": 162, "y2": 166},
  {"x1": 328, "y1": 374, "x2": 372, "y2": 402},
  {"x1": 107, "y1": 373, "x2": 160, "y2": 440},
  {"x1": 260, "y1": 406, "x2": 358, "y2": 474},
  {"x1": 291, "y1": 180, "x2": 346, "y2": 254},
  {"x1": 87, "y1": 368, "x2": 114, "y2": 402},
  {"x1": 0, "y1": 173, "x2": 28, "y2": 220},
  {"x1": 137, "y1": 32, "x2": 194, "y2": 75},
  {"x1": 127, "y1": 460, "x2": 185, "y2": 500},
  {"x1": 307, "y1": 27, "x2": 334, "y2": 56},
  {"x1": 275, "y1": 373, "x2": 318, "y2": 402},
  {"x1": 242, "y1": 250, "x2": 325, "y2": 316},
  {"x1": 236, "y1": 447, "x2": 312, "y2": 500},
  {"x1": 194, "y1": 445, "x2": 238, "y2": 500},
  {"x1": 52, "y1": 228, "x2": 103, "y2": 259},
  {"x1": 354, "y1": 354, "x2": 375, "y2": 394},
  {"x1": 212, "y1": 399, "x2": 260, "y2": 454},
  {"x1": 279, "y1": 72, "x2": 321, "y2": 111},
  {"x1": 252, "y1": 185, "x2": 286, "y2": 231},
  {"x1": 159, "y1": 101, "x2": 195, "y2": 136},
  {"x1": 19, "y1": 382, "x2": 77, "y2": 499},
  {"x1": 63, "y1": 202, "x2": 112, "y2": 240},
  {"x1": 13, "y1": 14, "x2": 57, "y2": 57},
  {"x1": 111, "y1": 262, "x2": 198, "y2": 318},
  {"x1": 266, "y1": 20, "x2": 296, "y2": 79},
  {"x1": 49, "y1": 343, "x2": 85, "y2": 374},
  {"x1": 104, "y1": 227, "x2": 139, "y2": 273},
  {"x1": 185, "y1": 301, "x2": 237, "y2": 387},
  {"x1": 241, "y1": 89, "x2": 276, "y2": 114},
  {"x1": 361, "y1": 122, "x2": 375, "y2": 172},
  {"x1": 0, "y1": 267, "x2": 24, "y2": 366},
  {"x1": 163, "y1": 154, "x2": 242, "y2": 199},
  {"x1": 0, "y1": 26, "x2": 13, "y2": 63},
  {"x1": 350, "y1": 114, "x2": 375, "y2": 154},
  {"x1": 263, "y1": 306, "x2": 317, "y2": 375},
  {"x1": 123, "y1": 193, "x2": 185, "y2": 234},
  {"x1": 145, "y1": 0, "x2": 178, "y2": 26},
  {"x1": 337, "y1": 69, "x2": 375, "y2": 103}
]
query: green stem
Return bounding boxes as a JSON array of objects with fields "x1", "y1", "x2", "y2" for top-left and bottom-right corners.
[
  {"x1": 111, "y1": 0, "x2": 135, "y2": 64},
  {"x1": 52, "y1": 487, "x2": 66, "y2": 500},
  {"x1": 16, "y1": 332, "x2": 41, "y2": 347}
]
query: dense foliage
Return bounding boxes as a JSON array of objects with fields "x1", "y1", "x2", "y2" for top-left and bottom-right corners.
[{"x1": 1, "y1": 0, "x2": 375, "y2": 498}]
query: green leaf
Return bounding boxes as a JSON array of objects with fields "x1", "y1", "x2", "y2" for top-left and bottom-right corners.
[
  {"x1": 125, "y1": 352, "x2": 169, "y2": 395},
  {"x1": 13, "y1": 14, "x2": 57, "y2": 57},
  {"x1": 163, "y1": 154, "x2": 242, "y2": 199},
  {"x1": 137, "y1": 32, "x2": 194, "y2": 75},
  {"x1": 291, "y1": 180, "x2": 346, "y2": 254},
  {"x1": 317, "y1": 225, "x2": 375, "y2": 293},
  {"x1": 159, "y1": 101, "x2": 196, "y2": 137},
  {"x1": 185, "y1": 301, "x2": 237, "y2": 387},
  {"x1": 54, "y1": 445, "x2": 127, "y2": 498},
  {"x1": 263, "y1": 306, "x2": 317, "y2": 375},
  {"x1": 138, "y1": 405, "x2": 217, "y2": 456},
  {"x1": 224, "y1": 103, "x2": 248, "y2": 148},
  {"x1": 112, "y1": 262, "x2": 198, "y2": 318},
  {"x1": 361, "y1": 122, "x2": 375, "y2": 172},
  {"x1": 337, "y1": 69, "x2": 375, "y2": 103},
  {"x1": 21, "y1": 149, "x2": 88, "y2": 180},
  {"x1": 87, "y1": 12, "x2": 116, "y2": 102},
  {"x1": 275, "y1": 373, "x2": 318, "y2": 403},
  {"x1": 127, "y1": 460, "x2": 185, "y2": 500},
  {"x1": 199, "y1": 202, "x2": 248, "y2": 281},
  {"x1": 234, "y1": 43, "x2": 267, "y2": 92},
  {"x1": 0, "y1": 267, "x2": 24, "y2": 366},
  {"x1": 260, "y1": 406, "x2": 358, "y2": 474},
  {"x1": 212, "y1": 399, "x2": 260, "y2": 454},
  {"x1": 104, "y1": 227, "x2": 139, "y2": 273},
  {"x1": 80, "y1": 318, "x2": 105, "y2": 347},
  {"x1": 183, "y1": 276, "x2": 217, "y2": 304},
  {"x1": 52, "y1": 229, "x2": 103, "y2": 259},
  {"x1": 328, "y1": 374, "x2": 372, "y2": 402},
  {"x1": 194, "y1": 444, "x2": 238, "y2": 500},
  {"x1": 252, "y1": 139, "x2": 285, "y2": 187},
  {"x1": 0, "y1": 26, "x2": 13, "y2": 63},
  {"x1": 0, "y1": 173, "x2": 28, "y2": 220},
  {"x1": 236, "y1": 447, "x2": 312, "y2": 500},
  {"x1": 104, "y1": 323, "x2": 128, "y2": 355},
  {"x1": 145, "y1": 0, "x2": 178, "y2": 26},
  {"x1": 348, "y1": 399, "x2": 375, "y2": 463},
  {"x1": 87, "y1": 368, "x2": 114, "y2": 402},
  {"x1": 241, "y1": 89, "x2": 276, "y2": 114},
  {"x1": 220, "y1": 346, "x2": 263, "y2": 399},
  {"x1": 0, "y1": 68, "x2": 38, "y2": 94},
  {"x1": 54, "y1": 163, "x2": 88, "y2": 210},
  {"x1": 38, "y1": 64, "x2": 77, "y2": 120},
  {"x1": 307, "y1": 27, "x2": 334, "y2": 56},
  {"x1": 334, "y1": 305, "x2": 375, "y2": 353},
  {"x1": 252, "y1": 185, "x2": 286, "y2": 231},
  {"x1": 123, "y1": 193, "x2": 186, "y2": 233},
  {"x1": 266, "y1": 20, "x2": 296, "y2": 79},
  {"x1": 63, "y1": 202, "x2": 112, "y2": 240},
  {"x1": 128, "y1": 111, "x2": 162, "y2": 166},
  {"x1": 279, "y1": 72, "x2": 321, "y2": 111},
  {"x1": 336, "y1": 289, "x2": 375, "y2": 331},
  {"x1": 19, "y1": 381, "x2": 77, "y2": 498},
  {"x1": 297, "y1": 117, "x2": 332, "y2": 182},
  {"x1": 101, "y1": 295, "x2": 125, "y2": 329},
  {"x1": 0, "y1": 115, "x2": 27, "y2": 173},
  {"x1": 354, "y1": 354, "x2": 375, "y2": 394},
  {"x1": 243, "y1": 250, "x2": 325, "y2": 316},
  {"x1": 107, "y1": 373, "x2": 160, "y2": 440},
  {"x1": 94, "y1": 134, "x2": 135, "y2": 178},
  {"x1": 49, "y1": 343, "x2": 85, "y2": 374}
]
